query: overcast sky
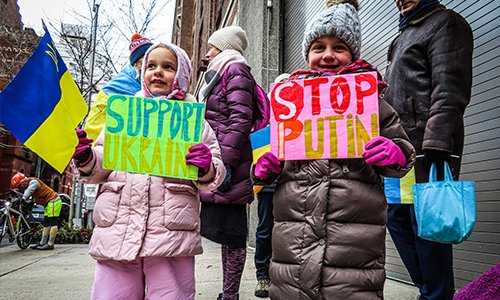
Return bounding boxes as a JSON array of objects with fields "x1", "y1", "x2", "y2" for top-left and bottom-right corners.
[
  {"x1": 17, "y1": 0, "x2": 175, "y2": 69},
  {"x1": 17, "y1": 0, "x2": 175, "y2": 39}
]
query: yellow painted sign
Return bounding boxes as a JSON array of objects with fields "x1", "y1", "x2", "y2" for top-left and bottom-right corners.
[{"x1": 103, "y1": 94, "x2": 205, "y2": 180}]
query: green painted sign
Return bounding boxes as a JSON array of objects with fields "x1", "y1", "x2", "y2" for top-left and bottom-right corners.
[{"x1": 103, "y1": 94, "x2": 205, "y2": 180}]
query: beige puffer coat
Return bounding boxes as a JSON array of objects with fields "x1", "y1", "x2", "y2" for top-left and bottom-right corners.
[{"x1": 269, "y1": 99, "x2": 416, "y2": 300}]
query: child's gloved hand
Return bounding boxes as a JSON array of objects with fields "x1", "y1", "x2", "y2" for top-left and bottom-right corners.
[
  {"x1": 362, "y1": 136, "x2": 406, "y2": 167},
  {"x1": 73, "y1": 129, "x2": 93, "y2": 167},
  {"x1": 218, "y1": 165, "x2": 232, "y2": 193},
  {"x1": 255, "y1": 152, "x2": 281, "y2": 179},
  {"x1": 185, "y1": 144, "x2": 212, "y2": 177}
]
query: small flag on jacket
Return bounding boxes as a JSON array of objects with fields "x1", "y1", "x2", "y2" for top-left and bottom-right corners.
[
  {"x1": 250, "y1": 125, "x2": 271, "y2": 195},
  {"x1": 0, "y1": 30, "x2": 88, "y2": 173},
  {"x1": 384, "y1": 167, "x2": 416, "y2": 204}
]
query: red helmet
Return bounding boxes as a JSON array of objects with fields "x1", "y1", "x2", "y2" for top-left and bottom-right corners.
[{"x1": 11, "y1": 172, "x2": 27, "y2": 187}]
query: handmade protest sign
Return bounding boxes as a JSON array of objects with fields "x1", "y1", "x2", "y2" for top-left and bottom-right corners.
[
  {"x1": 103, "y1": 94, "x2": 205, "y2": 180},
  {"x1": 270, "y1": 72, "x2": 379, "y2": 160}
]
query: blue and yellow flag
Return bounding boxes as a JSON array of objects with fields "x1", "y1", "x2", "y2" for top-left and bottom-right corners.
[
  {"x1": 0, "y1": 30, "x2": 88, "y2": 173},
  {"x1": 250, "y1": 125, "x2": 271, "y2": 195},
  {"x1": 384, "y1": 167, "x2": 416, "y2": 204}
]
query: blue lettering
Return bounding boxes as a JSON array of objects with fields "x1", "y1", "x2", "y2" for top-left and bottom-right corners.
[
  {"x1": 143, "y1": 98, "x2": 159, "y2": 137},
  {"x1": 106, "y1": 95, "x2": 126, "y2": 133}
]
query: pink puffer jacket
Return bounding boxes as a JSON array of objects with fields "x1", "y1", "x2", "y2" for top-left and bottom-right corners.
[{"x1": 79, "y1": 121, "x2": 225, "y2": 261}]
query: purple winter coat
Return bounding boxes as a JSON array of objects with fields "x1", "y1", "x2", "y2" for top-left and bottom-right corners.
[{"x1": 199, "y1": 62, "x2": 257, "y2": 205}]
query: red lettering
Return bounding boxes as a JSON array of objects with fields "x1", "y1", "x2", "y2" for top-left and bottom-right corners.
[
  {"x1": 304, "y1": 77, "x2": 329, "y2": 115},
  {"x1": 329, "y1": 77, "x2": 351, "y2": 114},
  {"x1": 355, "y1": 73, "x2": 377, "y2": 114},
  {"x1": 271, "y1": 81, "x2": 304, "y2": 122}
]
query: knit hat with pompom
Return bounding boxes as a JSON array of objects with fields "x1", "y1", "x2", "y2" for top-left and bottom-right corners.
[
  {"x1": 129, "y1": 33, "x2": 153, "y2": 65},
  {"x1": 302, "y1": 0, "x2": 361, "y2": 61}
]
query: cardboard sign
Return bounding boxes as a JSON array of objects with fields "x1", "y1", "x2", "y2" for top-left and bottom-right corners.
[
  {"x1": 270, "y1": 72, "x2": 379, "y2": 160},
  {"x1": 103, "y1": 94, "x2": 205, "y2": 180}
]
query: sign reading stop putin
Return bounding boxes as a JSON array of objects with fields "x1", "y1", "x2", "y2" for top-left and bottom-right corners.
[{"x1": 269, "y1": 72, "x2": 380, "y2": 160}]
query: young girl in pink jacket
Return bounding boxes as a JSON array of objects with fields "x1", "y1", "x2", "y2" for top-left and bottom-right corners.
[{"x1": 73, "y1": 42, "x2": 226, "y2": 300}]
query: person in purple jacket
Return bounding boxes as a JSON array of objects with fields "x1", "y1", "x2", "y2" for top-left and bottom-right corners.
[{"x1": 198, "y1": 26, "x2": 258, "y2": 300}]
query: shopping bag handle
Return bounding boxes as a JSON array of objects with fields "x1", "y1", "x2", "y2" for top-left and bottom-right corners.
[{"x1": 429, "y1": 161, "x2": 454, "y2": 182}]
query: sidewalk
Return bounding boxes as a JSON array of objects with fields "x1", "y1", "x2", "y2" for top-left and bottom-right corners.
[{"x1": 0, "y1": 238, "x2": 419, "y2": 299}]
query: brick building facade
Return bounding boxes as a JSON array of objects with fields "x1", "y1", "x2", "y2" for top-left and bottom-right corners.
[{"x1": 171, "y1": 0, "x2": 238, "y2": 93}]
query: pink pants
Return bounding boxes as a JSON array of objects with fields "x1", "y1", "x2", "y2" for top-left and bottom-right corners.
[{"x1": 91, "y1": 256, "x2": 195, "y2": 300}]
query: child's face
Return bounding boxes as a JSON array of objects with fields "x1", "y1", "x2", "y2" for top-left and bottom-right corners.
[
  {"x1": 144, "y1": 47, "x2": 178, "y2": 96},
  {"x1": 133, "y1": 57, "x2": 144, "y2": 77},
  {"x1": 307, "y1": 36, "x2": 353, "y2": 72}
]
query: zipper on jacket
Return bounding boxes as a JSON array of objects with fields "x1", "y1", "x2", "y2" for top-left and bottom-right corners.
[{"x1": 342, "y1": 162, "x2": 349, "y2": 174}]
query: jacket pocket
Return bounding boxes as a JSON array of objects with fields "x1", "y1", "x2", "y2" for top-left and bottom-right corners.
[
  {"x1": 163, "y1": 183, "x2": 199, "y2": 231},
  {"x1": 92, "y1": 181, "x2": 125, "y2": 227},
  {"x1": 404, "y1": 97, "x2": 417, "y2": 128},
  {"x1": 164, "y1": 182, "x2": 197, "y2": 196},
  {"x1": 404, "y1": 96, "x2": 430, "y2": 129}
]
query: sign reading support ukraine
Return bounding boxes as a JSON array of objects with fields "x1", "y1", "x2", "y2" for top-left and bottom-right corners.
[
  {"x1": 0, "y1": 30, "x2": 88, "y2": 173},
  {"x1": 103, "y1": 94, "x2": 205, "y2": 180}
]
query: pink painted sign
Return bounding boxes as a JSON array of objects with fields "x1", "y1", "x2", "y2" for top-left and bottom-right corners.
[{"x1": 269, "y1": 72, "x2": 380, "y2": 160}]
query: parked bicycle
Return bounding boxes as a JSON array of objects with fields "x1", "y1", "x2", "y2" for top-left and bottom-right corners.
[{"x1": 0, "y1": 196, "x2": 35, "y2": 249}]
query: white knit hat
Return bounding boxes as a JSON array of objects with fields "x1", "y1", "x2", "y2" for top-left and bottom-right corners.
[
  {"x1": 208, "y1": 26, "x2": 248, "y2": 54},
  {"x1": 302, "y1": 0, "x2": 361, "y2": 61}
]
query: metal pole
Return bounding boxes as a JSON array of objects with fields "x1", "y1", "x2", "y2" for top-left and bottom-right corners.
[
  {"x1": 88, "y1": 1, "x2": 99, "y2": 105},
  {"x1": 73, "y1": 1, "x2": 99, "y2": 227},
  {"x1": 35, "y1": 156, "x2": 42, "y2": 178},
  {"x1": 69, "y1": 176, "x2": 76, "y2": 227}
]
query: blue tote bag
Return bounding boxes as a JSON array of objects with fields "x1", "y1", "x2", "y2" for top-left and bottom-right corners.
[{"x1": 412, "y1": 162, "x2": 476, "y2": 244}]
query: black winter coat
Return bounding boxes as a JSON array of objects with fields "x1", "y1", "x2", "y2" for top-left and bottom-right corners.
[{"x1": 384, "y1": 5, "x2": 473, "y2": 182}]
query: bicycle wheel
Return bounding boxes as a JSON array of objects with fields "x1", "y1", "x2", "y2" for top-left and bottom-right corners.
[
  {"x1": 0, "y1": 213, "x2": 6, "y2": 244},
  {"x1": 16, "y1": 214, "x2": 34, "y2": 249}
]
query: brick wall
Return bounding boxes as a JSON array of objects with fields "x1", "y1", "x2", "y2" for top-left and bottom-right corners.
[{"x1": 0, "y1": 0, "x2": 22, "y2": 29}]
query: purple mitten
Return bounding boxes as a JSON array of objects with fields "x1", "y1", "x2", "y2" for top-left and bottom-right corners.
[
  {"x1": 255, "y1": 152, "x2": 281, "y2": 179},
  {"x1": 73, "y1": 129, "x2": 93, "y2": 167},
  {"x1": 362, "y1": 136, "x2": 406, "y2": 167},
  {"x1": 185, "y1": 144, "x2": 212, "y2": 176}
]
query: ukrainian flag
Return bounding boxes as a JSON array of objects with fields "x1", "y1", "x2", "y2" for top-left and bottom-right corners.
[
  {"x1": 384, "y1": 167, "x2": 416, "y2": 204},
  {"x1": 0, "y1": 30, "x2": 88, "y2": 173},
  {"x1": 250, "y1": 125, "x2": 271, "y2": 195}
]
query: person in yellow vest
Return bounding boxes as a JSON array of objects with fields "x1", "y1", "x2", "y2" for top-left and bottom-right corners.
[{"x1": 11, "y1": 172, "x2": 60, "y2": 250}]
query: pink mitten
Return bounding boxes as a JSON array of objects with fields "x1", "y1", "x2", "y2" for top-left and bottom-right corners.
[
  {"x1": 185, "y1": 144, "x2": 212, "y2": 176},
  {"x1": 255, "y1": 152, "x2": 281, "y2": 179},
  {"x1": 73, "y1": 129, "x2": 93, "y2": 167},
  {"x1": 362, "y1": 136, "x2": 406, "y2": 167}
]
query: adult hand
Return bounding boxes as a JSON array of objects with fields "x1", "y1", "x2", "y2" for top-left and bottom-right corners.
[
  {"x1": 218, "y1": 165, "x2": 232, "y2": 193},
  {"x1": 73, "y1": 129, "x2": 93, "y2": 167},
  {"x1": 362, "y1": 136, "x2": 406, "y2": 167},
  {"x1": 423, "y1": 150, "x2": 451, "y2": 165},
  {"x1": 255, "y1": 152, "x2": 281, "y2": 179},
  {"x1": 185, "y1": 143, "x2": 212, "y2": 177}
]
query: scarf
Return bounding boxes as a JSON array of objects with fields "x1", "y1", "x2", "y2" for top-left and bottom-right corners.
[
  {"x1": 289, "y1": 59, "x2": 388, "y2": 95},
  {"x1": 198, "y1": 49, "x2": 248, "y2": 103},
  {"x1": 399, "y1": 0, "x2": 440, "y2": 29},
  {"x1": 140, "y1": 42, "x2": 192, "y2": 100}
]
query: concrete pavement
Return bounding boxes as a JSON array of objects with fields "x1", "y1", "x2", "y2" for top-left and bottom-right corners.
[{"x1": 0, "y1": 238, "x2": 420, "y2": 299}]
